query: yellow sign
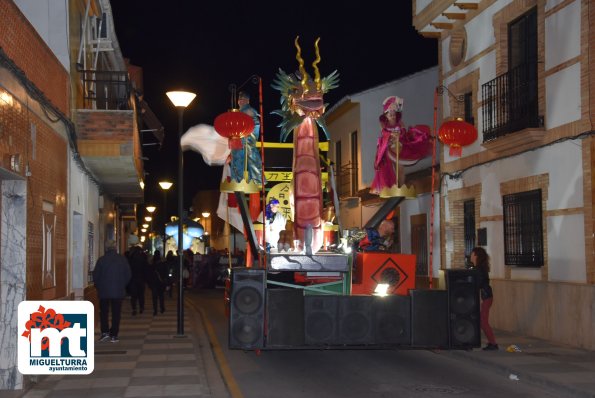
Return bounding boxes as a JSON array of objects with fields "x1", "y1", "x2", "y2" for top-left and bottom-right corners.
[
  {"x1": 265, "y1": 172, "x2": 329, "y2": 183},
  {"x1": 256, "y1": 141, "x2": 329, "y2": 151},
  {"x1": 267, "y1": 182, "x2": 293, "y2": 221}
]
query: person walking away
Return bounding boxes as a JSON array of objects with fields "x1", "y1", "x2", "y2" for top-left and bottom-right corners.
[
  {"x1": 164, "y1": 250, "x2": 177, "y2": 298},
  {"x1": 470, "y1": 246, "x2": 498, "y2": 351},
  {"x1": 146, "y1": 250, "x2": 166, "y2": 315},
  {"x1": 93, "y1": 240, "x2": 131, "y2": 343},
  {"x1": 128, "y1": 246, "x2": 147, "y2": 315}
]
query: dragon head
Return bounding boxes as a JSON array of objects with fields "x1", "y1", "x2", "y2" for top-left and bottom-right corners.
[{"x1": 272, "y1": 37, "x2": 339, "y2": 141}]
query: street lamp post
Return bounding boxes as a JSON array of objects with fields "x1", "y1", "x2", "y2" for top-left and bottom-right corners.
[
  {"x1": 146, "y1": 206, "x2": 156, "y2": 251},
  {"x1": 159, "y1": 181, "x2": 173, "y2": 253},
  {"x1": 201, "y1": 212, "x2": 210, "y2": 248},
  {"x1": 166, "y1": 90, "x2": 196, "y2": 336}
]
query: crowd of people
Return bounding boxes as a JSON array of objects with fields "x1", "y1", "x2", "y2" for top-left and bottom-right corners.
[{"x1": 92, "y1": 242, "x2": 244, "y2": 343}]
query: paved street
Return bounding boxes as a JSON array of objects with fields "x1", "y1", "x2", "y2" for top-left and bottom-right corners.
[{"x1": 9, "y1": 288, "x2": 595, "y2": 398}]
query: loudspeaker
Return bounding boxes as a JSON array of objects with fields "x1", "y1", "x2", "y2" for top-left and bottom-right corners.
[
  {"x1": 446, "y1": 269, "x2": 480, "y2": 349},
  {"x1": 229, "y1": 268, "x2": 266, "y2": 349},
  {"x1": 266, "y1": 289, "x2": 305, "y2": 348},
  {"x1": 304, "y1": 295, "x2": 338, "y2": 345},
  {"x1": 337, "y1": 296, "x2": 374, "y2": 345},
  {"x1": 373, "y1": 295, "x2": 411, "y2": 346},
  {"x1": 410, "y1": 289, "x2": 449, "y2": 348}
]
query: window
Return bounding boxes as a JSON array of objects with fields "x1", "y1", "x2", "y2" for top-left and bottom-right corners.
[
  {"x1": 464, "y1": 199, "x2": 475, "y2": 262},
  {"x1": 350, "y1": 131, "x2": 358, "y2": 195},
  {"x1": 503, "y1": 189, "x2": 543, "y2": 266},
  {"x1": 463, "y1": 92, "x2": 474, "y2": 125},
  {"x1": 482, "y1": 7, "x2": 539, "y2": 140}
]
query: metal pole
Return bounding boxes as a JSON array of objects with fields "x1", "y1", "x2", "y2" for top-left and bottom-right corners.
[
  {"x1": 177, "y1": 106, "x2": 184, "y2": 336},
  {"x1": 163, "y1": 190, "x2": 167, "y2": 254}
]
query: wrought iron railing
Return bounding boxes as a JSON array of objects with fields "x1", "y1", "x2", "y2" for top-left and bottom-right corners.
[
  {"x1": 337, "y1": 162, "x2": 358, "y2": 198},
  {"x1": 80, "y1": 69, "x2": 131, "y2": 110},
  {"x1": 481, "y1": 62, "x2": 539, "y2": 141}
]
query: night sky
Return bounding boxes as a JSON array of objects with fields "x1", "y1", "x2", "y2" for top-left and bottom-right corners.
[{"x1": 110, "y1": 1, "x2": 437, "y2": 212}]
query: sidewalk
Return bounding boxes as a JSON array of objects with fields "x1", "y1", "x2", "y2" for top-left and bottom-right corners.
[
  {"x1": 447, "y1": 330, "x2": 595, "y2": 398},
  {"x1": 16, "y1": 293, "x2": 230, "y2": 398}
]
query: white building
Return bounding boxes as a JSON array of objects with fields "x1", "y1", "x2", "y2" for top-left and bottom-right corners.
[{"x1": 413, "y1": 0, "x2": 594, "y2": 349}]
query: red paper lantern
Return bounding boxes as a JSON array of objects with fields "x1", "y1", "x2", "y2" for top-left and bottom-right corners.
[
  {"x1": 214, "y1": 109, "x2": 255, "y2": 149},
  {"x1": 438, "y1": 118, "x2": 478, "y2": 157}
]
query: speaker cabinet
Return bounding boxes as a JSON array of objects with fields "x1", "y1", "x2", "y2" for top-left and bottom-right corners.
[
  {"x1": 374, "y1": 295, "x2": 411, "y2": 346},
  {"x1": 266, "y1": 289, "x2": 305, "y2": 348},
  {"x1": 229, "y1": 268, "x2": 266, "y2": 349},
  {"x1": 446, "y1": 269, "x2": 480, "y2": 349},
  {"x1": 410, "y1": 289, "x2": 449, "y2": 348},
  {"x1": 338, "y1": 296, "x2": 374, "y2": 345},
  {"x1": 304, "y1": 295, "x2": 338, "y2": 345}
]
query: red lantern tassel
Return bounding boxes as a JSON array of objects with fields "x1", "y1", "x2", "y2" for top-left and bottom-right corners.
[
  {"x1": 449, "y1": 145, "x2": 462, "y2": 157},
  {"x1": 229, "y1": 138, "x2": 243, "y2": 150}
]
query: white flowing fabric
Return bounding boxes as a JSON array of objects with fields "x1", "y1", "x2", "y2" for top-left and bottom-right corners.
[
  {"x1": 216, "y1": 164, "x2": 245, "y2": 233},
  {"x1": 180, "y1": 124, "x2": 230, "y2": 165}
]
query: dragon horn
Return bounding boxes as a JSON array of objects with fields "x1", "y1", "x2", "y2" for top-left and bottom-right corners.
[
  {"x1": 312, "y1": 37, "x2": 321, "y2": 91},
  {"x1": 294, "y1": 36, "x2": 309, "y2": 94}
]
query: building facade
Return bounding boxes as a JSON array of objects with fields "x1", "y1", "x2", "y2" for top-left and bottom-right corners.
[
  {"x1": 0, "y1": 0, "x2": 149, "y2": 390},
  {"x1": 413, "y1": 0, "x2": 594, "y2": 349}
]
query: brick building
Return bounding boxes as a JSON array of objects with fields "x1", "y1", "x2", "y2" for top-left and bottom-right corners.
[{"x1": 0, "y1": 0, "x2": 155, "y2": 390}]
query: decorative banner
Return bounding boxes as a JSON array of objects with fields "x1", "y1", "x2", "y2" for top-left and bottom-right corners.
[
  {"x1": 267, "y1": 182, "x2": 293, "y2": 221},
  {"x1": 265, "y1": 172, "x2": 328, "y2": 183}
]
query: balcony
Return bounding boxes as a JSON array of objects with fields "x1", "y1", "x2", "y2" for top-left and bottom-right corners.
[
  {"x1": 481, "y1": 63, "x2": 542, "y2": 143},
  {"x1": 75, "y1": 69, "x2": 143, "y2": 209}
]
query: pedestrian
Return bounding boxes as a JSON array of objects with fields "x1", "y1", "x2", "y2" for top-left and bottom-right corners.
[
  {"x1": 127, "y1": 246, "x2": 147, "y2": 315},
  {"x1": 93, "y1": 239, "x2": 131, "y2": 343},
  {"x1": 469, "y1": 246, "x2": 498, "y2": 351},
  {"x1": 146, "y1": 250, "x2": 166, "y2": 316},
  {"x1": 164, "y1": 250, "x2": 177, "y2": 298}
]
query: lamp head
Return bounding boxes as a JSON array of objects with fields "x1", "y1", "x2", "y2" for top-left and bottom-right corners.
[
  {"x1": 166, "y1": 91, "x2": 196, "y2": 108},
  {"x1": 159, "y1": 181, "x2": 173, "y2": 190},
  {"x1": 146, "y1": 205, "x2": 156, "y2": 213}
]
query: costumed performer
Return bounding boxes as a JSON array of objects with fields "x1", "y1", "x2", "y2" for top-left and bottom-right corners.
[
  {"x1": 230, "y1": 91, "x2": 263, "y2": 185},
  {"x1": 258, "y1": 197, "x2": 287, "y2": 252},
  {"x1": 370, "y1": 96, "x2": 405, "y2": 194}
]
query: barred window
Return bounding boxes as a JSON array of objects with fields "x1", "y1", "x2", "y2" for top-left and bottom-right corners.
[
  {"x1": 464, "y1": 199, "x2": 475, "y2": 261},
  {"x1": 464, "y1": 92, "x2": 474, "y2": 125},
  {"x1": 503, "y1": 189, "x2": 543, "y2": 266}
]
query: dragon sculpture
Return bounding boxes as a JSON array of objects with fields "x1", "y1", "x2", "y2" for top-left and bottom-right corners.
[{"x1": 272, "y1": 37, "x2": 339, "y2": 255}]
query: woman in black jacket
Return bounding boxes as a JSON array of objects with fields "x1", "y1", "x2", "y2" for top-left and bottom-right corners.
[{"x1": 470, "y1": 247, "x2": 498, "y2": 351}]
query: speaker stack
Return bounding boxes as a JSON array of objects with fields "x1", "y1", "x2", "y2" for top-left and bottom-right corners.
[
  {"x1": 229, "y1": 268, "x2": 266, "y2": 349},
  {"x1": 228, "y1": 268, "x2": 479, "y2": 350},
  {"x1": 446, "y1": 269, "x2": 481, "y2": 349}
]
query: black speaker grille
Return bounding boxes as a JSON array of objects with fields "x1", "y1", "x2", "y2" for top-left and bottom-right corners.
[
  {"x1": 233, "y1": 286, "x2": 263, "y2": 315},
  {"x1": 304, "y1": 296, "x2": 337, "y2": 345},
  {"x1": 229, "y1": 268, "x2": 266, "y2": 349},
  {"x1": 232, "y1": 316, "x2": 263, "y2": 345}
]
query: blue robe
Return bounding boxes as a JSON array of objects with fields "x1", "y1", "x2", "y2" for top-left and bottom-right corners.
[{"x1": 230, "y1": 104, "x2": 263, "y2": 184}]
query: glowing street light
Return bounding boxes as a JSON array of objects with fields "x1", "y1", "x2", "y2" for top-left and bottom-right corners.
[{"x1": 167, "y1": 89, "x2": 196, "y2": 336}]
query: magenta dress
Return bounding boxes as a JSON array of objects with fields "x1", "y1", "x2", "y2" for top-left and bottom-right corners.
[
  {"x1": 370, "y1": 114, "x2": 402, "y2": 194},
  {"x1": 370, "y1": 116, "x2": 432, "y2": 194}
]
